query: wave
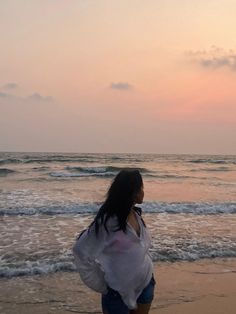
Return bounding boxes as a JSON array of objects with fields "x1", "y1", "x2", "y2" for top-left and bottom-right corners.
[
  {"x1": 1, "y1": 245, "x2": 235, "y2": 278},
  {"x1": 50, "y1": 167, "x2": 220, "y2": 180},
  {"x1": 1, "y1": 153, "x2": 236, "y2": 165},
  {"x1": 0, "y1": 259, "x2": 76, "y2": 278},
  {"x1": 24, "y1": 158, "x2": 91, "y2": 164},
  {"x1": 49, "y1": 172, "x2": 189, "y2": 179},
  {"x1": 150, "y1": 174, "x2": 192, "y2": 179},
  {"x1": 0, "y1": 153, "x2": 149, "y2": 165},
  {"x1": 190, "y1": 166, "x2": 232, "y2": 172},
  {"x1": 1, "y1": 201, "x2": 235, "y2": 216},
  {"x1": 49, "y1": 166, "x2": 149, "y2": 178},
  {"x1": 144, "y1": 201, "x2": 236, "y2": 214},
  {"x1": 0, "y1": 203, "x2": 99, "y2": 216},
  {"x1": 49, "y1": 171, "x2": 115, "y2": 178},
  {"x1": 0, "y1": 158, "x2": 22, "y2": 165},
  {"x1": 150, "y1": 245, "x2": 236, "y2": 262},
  {"x1": 0, "y1": 157, "x2": 147, "y2": 165},
  {"x1": 0, "y1": 156, "x2": 99, "y2": 165},
  {"x1": 65, "y1": 165, "x2": 148, "y2": 173},
  {"x1": 0, "y1": 168, "x2": 16, "y2": 176},
  {"x1": 189, "y1": 158, "x2": 236, "y2": 165}
]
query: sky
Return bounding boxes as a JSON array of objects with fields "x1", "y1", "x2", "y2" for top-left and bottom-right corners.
[{"x1": 0, "y1": 0, "x2": 236, "y2": 154}]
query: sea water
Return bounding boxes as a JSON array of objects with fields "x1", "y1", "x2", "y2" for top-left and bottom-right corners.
[{"x1": 0, "y1": 152, "x2": 235, "y2": 278}]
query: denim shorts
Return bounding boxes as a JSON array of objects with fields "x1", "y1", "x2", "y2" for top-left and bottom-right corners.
[{"x1": 101, "y1": 275, "x2": 156, "y2": 314}]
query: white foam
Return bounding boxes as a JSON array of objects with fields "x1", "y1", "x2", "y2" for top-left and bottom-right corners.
[{"x1": 1, "y1": 201, "x2": 236, "y2": 216}]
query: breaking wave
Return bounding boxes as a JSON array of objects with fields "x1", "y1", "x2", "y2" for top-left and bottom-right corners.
[{"x1": 1, "y1": 201, "x2": 235, "y2": 216}]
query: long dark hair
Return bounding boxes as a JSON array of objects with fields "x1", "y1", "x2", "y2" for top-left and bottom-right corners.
[{"x1": 89, "y1": 169, "x2": 144, "y2": 235}]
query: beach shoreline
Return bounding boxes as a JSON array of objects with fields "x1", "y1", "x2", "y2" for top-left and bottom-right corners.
[{"x1": 0, "y1": 258, "x2": 235, "y2": 314}]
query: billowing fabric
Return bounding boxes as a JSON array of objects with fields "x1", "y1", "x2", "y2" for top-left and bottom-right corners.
[{"x1": 72, "y1": 210, "x2": 153, "y2": 309}]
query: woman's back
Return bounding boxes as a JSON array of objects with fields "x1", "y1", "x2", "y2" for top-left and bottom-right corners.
[{"x1": 73, "y1": 210, "x2": 153, "y2": 309}]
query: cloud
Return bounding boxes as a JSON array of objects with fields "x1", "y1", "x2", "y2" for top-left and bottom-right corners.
[
  {"x1": 0, "y1": 92, "x2": 8, "y2": 98},
  {"x1": 2, "y1": 82, "x2": 18, "y2": 90},
  {"x1": 110, "y1": 82, "x2": 133, "y2": 91},
  {"x1": 186, "y1": 46, "x2": 236, "y2": 72},
  {"x1": 0, "y1": 91, "x2": 53, "y2": 104},
  {"x1": 0, "y1": 82, "x2": 54, "y2": 103},
  {"x1": 28, "y1": 93, "x2": 53, "y2": 102}
]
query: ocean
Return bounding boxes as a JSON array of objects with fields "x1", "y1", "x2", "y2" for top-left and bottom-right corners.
[{"x1": 0, "y1": 151, "x2": 235, "y2": 278}]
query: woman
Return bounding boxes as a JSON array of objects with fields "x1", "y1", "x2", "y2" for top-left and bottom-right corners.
[{"x1": 73, "y1": 169, "x2": 156, "y2": 314}]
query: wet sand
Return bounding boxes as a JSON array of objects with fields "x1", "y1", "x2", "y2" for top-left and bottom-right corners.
[
  {"x1": 0, "y1": 258, "x2": 235, "y2": 314},
  {"x1": 153, "y1": 258, "x2": 236, "y2": 314}
]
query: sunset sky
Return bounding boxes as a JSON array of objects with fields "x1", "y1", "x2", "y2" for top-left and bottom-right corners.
[{"x1": 1, "y1": 0, "x2": 236, "y2": 154}]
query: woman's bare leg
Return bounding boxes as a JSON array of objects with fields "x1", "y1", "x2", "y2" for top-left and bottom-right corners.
[{"x1": 130, "y1": 302, "x2": 152, "y2": 314}]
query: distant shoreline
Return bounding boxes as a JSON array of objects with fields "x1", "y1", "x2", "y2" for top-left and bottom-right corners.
[{"x1": 1, "y1": 151, "x2": 236, "y2": 156}]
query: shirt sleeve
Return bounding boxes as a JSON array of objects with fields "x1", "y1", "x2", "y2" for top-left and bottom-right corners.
[{"x1": 72, "y1": 224, "x2": 108, "y2": 293}]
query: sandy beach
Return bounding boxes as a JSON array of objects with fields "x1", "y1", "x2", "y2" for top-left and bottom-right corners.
[
  {"x1": 0, "y1": 258, "x2": 235, "y2": 314},
  {"x1": 153, "y1": 258, "x2": 236, "y2": 314}
]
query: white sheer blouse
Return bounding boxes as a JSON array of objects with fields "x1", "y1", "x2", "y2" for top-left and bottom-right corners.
[{"x1": 72, "y1": 210, "x2": 153, "y2": 309}]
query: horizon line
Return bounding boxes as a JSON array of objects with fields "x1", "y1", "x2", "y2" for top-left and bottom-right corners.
[{"x1": 0, "y1": 150, "x2": 235, "y2": 156}]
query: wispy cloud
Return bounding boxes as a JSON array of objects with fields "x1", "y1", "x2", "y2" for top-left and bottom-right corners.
[
  {"x1": 0, "y1": 92, "x2": 8, "y2": 98},
  {"x1": 110, "y1": 82, "x2": 133, "y2": 91},
  {"x1": 186, "y1": 46, "x2": 236, "y2": 72},
  {"x1": 28, "y1": 93, "x2": 53, "y2": 102},
  {"x1": 2, "y1": 82, "x2": 18, "y2": 90},
  {"x1": 0, "y1": 82, "x2": 54, "y2": 103},
  {"x1": 0, "y1": 82, "x2": 53, "y2": 103},
  {"x1": 0, "y1": 89, "x2": 53, "y2": 104}
]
